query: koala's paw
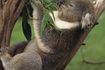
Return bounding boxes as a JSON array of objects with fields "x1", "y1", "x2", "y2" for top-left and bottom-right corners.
[{"x1": 0, "y1": 47, "x2": 9, "y2": 56}]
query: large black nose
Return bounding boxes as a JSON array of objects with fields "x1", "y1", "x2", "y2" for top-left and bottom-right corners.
[{"x1": 57, "y1": 0, "x2": 65, "y2": 6}]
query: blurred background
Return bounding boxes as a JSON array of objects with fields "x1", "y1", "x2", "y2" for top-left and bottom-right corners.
[{"x1": 10, "y1": 5, "x2": 105, "y2": 70}]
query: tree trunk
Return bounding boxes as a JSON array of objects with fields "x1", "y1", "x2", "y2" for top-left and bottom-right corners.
[{"x1": 0, "y1": 0, "x2": 28, "y2": 70}]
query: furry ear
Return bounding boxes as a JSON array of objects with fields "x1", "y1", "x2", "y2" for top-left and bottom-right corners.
[{"x1": 81, "y1": 13, "x2": 94, "y2": 29}]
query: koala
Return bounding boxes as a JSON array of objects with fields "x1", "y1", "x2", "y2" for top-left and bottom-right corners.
[{"x1": 32, "y1": 0, "x2": 95, "y2": 69}]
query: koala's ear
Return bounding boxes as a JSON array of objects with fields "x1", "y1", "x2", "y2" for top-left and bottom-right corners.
[{"x1": 81, "y1": 13, "x2": 94, "y2": 29}]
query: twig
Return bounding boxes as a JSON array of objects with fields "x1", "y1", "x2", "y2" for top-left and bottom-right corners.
[{"x1": 82, "y1": 59, "x2": 105, "y2": 65}]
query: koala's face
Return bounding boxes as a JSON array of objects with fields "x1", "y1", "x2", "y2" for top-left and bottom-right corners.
[
  {"x1": 58, "y1": 3, "x2": 82, "y2": 22},
  {"x1": 58, "y1": 0, "x2": 94, "y2": 22}
]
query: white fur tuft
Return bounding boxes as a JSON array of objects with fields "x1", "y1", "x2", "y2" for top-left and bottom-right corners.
[
  {"x1": 81, "y1": 13, "x2": 92, "y2": 28},
  {"x1": 50, "y1": 11, "x2": 79, "y2": 29}
]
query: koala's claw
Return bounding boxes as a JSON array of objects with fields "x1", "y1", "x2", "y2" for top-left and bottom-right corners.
[{"x1": 0, "y1": 47, "x2": 9, "y2": 56}]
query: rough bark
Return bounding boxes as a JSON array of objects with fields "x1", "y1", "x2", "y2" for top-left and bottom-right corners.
[{"x1": 0, "y1": 0, "x2": 28, "y2": 70}]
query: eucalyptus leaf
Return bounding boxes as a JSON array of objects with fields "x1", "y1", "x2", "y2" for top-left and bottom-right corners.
[
  {"x1": 22, "y1": 7, "x2": 32, "y2": 41},
  {"x1": 40, "y1": 10, "x2": 55, "y2": 35},
  {"x1": 40, "y1": 0, "x2": 58, "y2": 35}
]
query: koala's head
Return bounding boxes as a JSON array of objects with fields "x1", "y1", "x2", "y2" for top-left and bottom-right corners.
[{"x1": 57, "y1": 0, "x2": 94, "y2": 23}]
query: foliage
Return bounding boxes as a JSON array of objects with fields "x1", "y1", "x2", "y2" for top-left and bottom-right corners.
[
  {"x1": 40, "y1": 0, "x2": 57, "y2": 35},
  {"x1": 22, "y1": 6, "x2": 32, "y2": 41},
  {"x1": 40, "y1": 10, "x2": 55, "y2": 35},
  {"x1": 40, "y1": 0, "x2": 57, "y2": 10}
]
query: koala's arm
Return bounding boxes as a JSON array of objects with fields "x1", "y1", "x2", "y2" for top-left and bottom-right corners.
[{"x1": 8, "y1": 41, "x2": 28, "y2": 56}]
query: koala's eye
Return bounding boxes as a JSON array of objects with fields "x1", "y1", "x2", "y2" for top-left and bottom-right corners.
[{"x1": 69, "y1": 3, "x2": 75, "y2": 7}]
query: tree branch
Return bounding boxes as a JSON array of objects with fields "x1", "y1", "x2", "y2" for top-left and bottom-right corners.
[
  {"x1": 0, "y1": 0, "x2": 28, "y2": 48},
  {"x1": 82, "y1": 59, "x2": 105, "y2": 65},
  {"x1": 0, "y1": 0, "x2": 28, "y2": 70}
]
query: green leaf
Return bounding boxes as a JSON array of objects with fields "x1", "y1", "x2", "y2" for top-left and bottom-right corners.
[
  {"x1": 40, "y1": 14, "x2": 47, "y2": 35},
  {"x1": 40, "y1": 0, "x2": 58, "y2": 35},
  {"x1": 40, "y1": 10, "x2": 55, "y2": 35},
  {"x1": 22, "y1": 7, "x2": 32, "y2": 41},
  {"x1": 40, "y1": 0, "x2": 57, "y2": 10},
  {"x1": 22, "y1": 20, "x2": 32, "y2": 41}
]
